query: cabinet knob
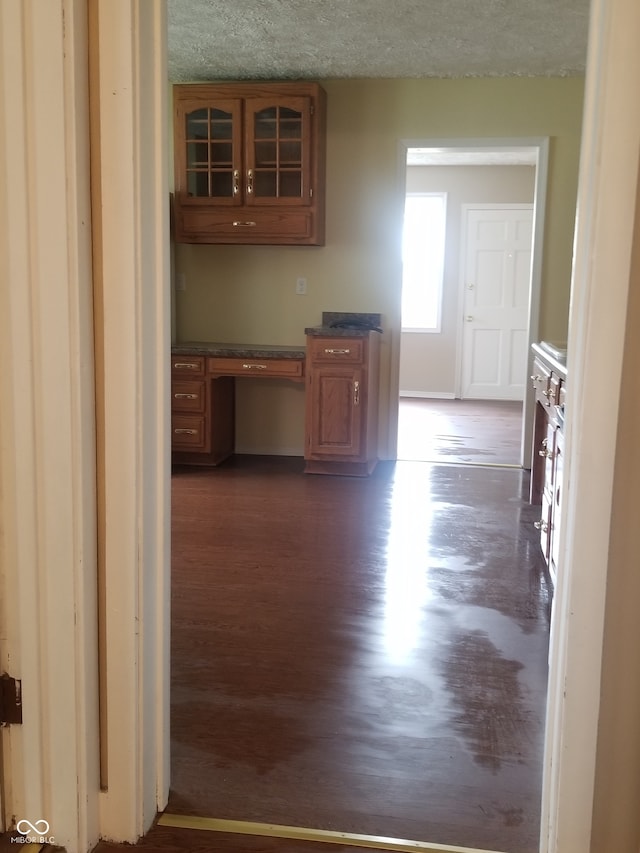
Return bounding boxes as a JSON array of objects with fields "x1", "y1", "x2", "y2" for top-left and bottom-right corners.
[
  {"x1": 538, "y1": 448, "x2": 554, "y2": 459},
  {"x1": 534, "y1": 520, "x2": 549, "y2": 532},
  {"x1": 542, "y1": 387, "x2": 556, "y2": 399}
]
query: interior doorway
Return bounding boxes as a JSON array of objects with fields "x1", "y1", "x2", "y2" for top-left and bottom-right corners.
[{"x1": 397, "y1": 140, "x2": 548, "y2": 468}]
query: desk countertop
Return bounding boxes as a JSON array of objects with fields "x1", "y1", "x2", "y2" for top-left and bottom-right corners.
[{"x1": 172, "y1": 341, "x2": 306, "y2": 359}]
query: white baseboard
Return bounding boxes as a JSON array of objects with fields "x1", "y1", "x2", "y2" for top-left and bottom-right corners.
[
  {"x1": 399, "y1": 390, "x2": 456, "y2": 399},
  {"x1": 235, "y1": 446, "x2": 304, "y2": 457}
]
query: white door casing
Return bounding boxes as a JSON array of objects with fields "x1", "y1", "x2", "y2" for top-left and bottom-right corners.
[
  {"x1": 0, "y1": 2, "x2": 170, "y2": 851},
  {"x1": 393, "y1": 140, "x2": 548, "y2": 467},
  {"x1": 0, "y1": 1, "x2": 99, "y2": 847},
  {"x1": 2, "y1": 1, "x2": 640, "y2": 851},
  {"x1": 460, "y1": 204, "x2": 534, "y2": 400}
]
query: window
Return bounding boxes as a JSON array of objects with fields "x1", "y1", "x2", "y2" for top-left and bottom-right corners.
[{"x1": 401, "y1": 193, "x2": 446, "y2": 332}]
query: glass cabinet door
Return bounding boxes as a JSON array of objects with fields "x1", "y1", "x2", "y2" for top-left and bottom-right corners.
[
  {"x1": 182, "y1": 99, "x2": 242, "y2": 204},
  {"x1": 244, "y1": 97, "x2": 311, "y2": 205}
]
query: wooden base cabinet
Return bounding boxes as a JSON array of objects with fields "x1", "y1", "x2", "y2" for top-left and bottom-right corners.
[
  {"x1": 171, "y1": 354, "x2": 235, "y2": 466},
  {"x1": 529, "y1": 343, "x2": 567, "y2": 584},
  {"x1": 304, "y1": 333, "x2": 380, "y2": 476}
]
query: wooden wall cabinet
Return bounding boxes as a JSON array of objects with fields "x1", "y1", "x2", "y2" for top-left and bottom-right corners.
[
  {"x1": 529, "y1": 344, "x2": 567, "y2": 584},
  {"x1": 304, "y1": 333, "x2": 380, "y2": 476},
  {"x1": 172, "y1": 82, "x2": 326, "y2": 245}
]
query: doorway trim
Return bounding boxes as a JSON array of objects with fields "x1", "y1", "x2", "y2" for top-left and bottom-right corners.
[{"x1": 396, "y1": 137, "x2": 549, "y2": 468}]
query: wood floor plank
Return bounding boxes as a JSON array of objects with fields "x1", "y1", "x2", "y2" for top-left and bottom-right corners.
[
  {"x1": 397, "y1": 399, "x2": 523, "y2": 465},
  {"x1": 164, "y1": 456, "x2": 550, "y2": 853}
]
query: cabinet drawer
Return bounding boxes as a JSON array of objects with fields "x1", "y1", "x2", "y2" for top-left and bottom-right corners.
[
  {"x1": 178, "y1": 207, "x2": 314, "y2": 244},
  {"x1": 171, "y1": 379, "x2": 205, "y2": 413},
  {"x1": 548, "y1": 373, "x2": 561, "y2": 409},
  {"x1": 531, "y1": 356, "x2": 552, "y2": 408},
  {"x1": 537, "y1": 492, "x2": 553, "y2": 561},
  {"x1": 308, "y1": 338, "x2": 364, "y2": 364},
  {"x1": 171, "y1": 415, "x2": 208, "y2": 450},
  {"x1": 171, "y1": 355, "x2": 205, "y2": 377},
  {"x1": 539, "y1": 421, "x2": 557, "y2": 490},
  {"x1": 207, "y1": 357, "x2": 304, "y2": 379}
]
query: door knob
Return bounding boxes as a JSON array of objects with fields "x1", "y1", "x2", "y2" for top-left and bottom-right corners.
[{"x1": 465, "y1": 315, "x2": 474, "y2": 322}]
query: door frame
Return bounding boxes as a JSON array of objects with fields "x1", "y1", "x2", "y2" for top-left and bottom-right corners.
[
  {"x1": 3, "y1": 0, "x2": 640, "y2": 850},
  {"x1": 0, "y1": 2, "x2": 170, "y2": 850},
  {"x1": 457, "y1": 202, "x2": 534, "y2": 408},
  {"x1": 396, "y1": 138, "x2": 549, "y2": 469}
]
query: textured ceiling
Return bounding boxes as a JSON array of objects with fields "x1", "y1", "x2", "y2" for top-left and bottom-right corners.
[{"x1": 167, "y1": 0, "x2": 590, "y2": 82}]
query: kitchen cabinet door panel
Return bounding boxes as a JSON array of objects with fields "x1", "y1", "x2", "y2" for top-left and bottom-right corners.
[
  {"x1": 307, "y1": 367, "x2": 363, "y2": 457},
  {"x1": 304, "y1": 333, "x2": 379, "y2": 476}
]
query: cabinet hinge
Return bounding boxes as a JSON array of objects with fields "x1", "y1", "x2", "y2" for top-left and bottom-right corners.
[{"x1": 0, "y1": 673, "x2": 23, "y2": 725}]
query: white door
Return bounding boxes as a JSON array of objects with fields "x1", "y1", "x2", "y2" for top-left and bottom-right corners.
[{"x1": 460, "y1": 205, "x2": 533, "y2": 399}]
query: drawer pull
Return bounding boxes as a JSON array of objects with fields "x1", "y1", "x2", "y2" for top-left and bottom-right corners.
[
  {"x1": 530, "y1": 374, "x2": 542, "y2": 383},
  {"x1": 538, "y1": 448, "x2": 554, "y2": 459},
  {"x1": 233, "y1": 169, "x2": 240, "y2": 196},
  {"x1": 242, "y1": 363, "x2": 267, "y2": 370},
  {"x1": 233, "y1": 221, "x2": 257, "y2": 227},
  {"x1": 542, "y1": 387, "x2": 556, "y2": 399},
  {"x1": 174, "y1": 428, "x2": 197, "y2": 435},
  {"x1": 353, "y1": 380, "x2": 360, "y2": 406},
  {"x1": 174, "y1": 393, "x2": 198, "y2": 399},
  {"x1": 534, "y1": 520, "x2": 549, "y2": 532},
  {"x1": 173, "y1": 362, "x2": 200, "y2": 370},
  {"x1": 324, "y1": 347, "x2": 351, "y2": 355}
]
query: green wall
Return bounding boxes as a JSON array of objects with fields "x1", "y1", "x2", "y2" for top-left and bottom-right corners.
[{"x1": 173, "y1": 76, "x2": 584, "y2": 458}]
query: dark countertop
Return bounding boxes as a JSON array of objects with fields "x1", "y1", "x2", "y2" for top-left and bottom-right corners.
[
  {"x1": 172, "y1": 341, "x2": 305, "y2": 359},
  {"x1": 305, "y1": 310, "x2": 383, "y2": 337},
  {"x1": 304, "y1": 325, "x2": 380, "y2": 337}
]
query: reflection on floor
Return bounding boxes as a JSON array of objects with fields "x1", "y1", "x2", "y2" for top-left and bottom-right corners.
[
  {"x1": 397, "y1": 398, "x2": 523, "y2": 466},
  {"x1": 95, "y1": 456, "x2": 551, "y2": 853}
]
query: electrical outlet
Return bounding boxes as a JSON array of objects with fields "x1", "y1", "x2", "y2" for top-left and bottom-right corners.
[{"x1": 295, "y1": 277, "x2": 307, "y2": 295}]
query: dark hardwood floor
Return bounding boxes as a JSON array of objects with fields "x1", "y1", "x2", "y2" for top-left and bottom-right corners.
[{"x1": 95, "y1": 452, "x2": 551, "y2": 853}]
